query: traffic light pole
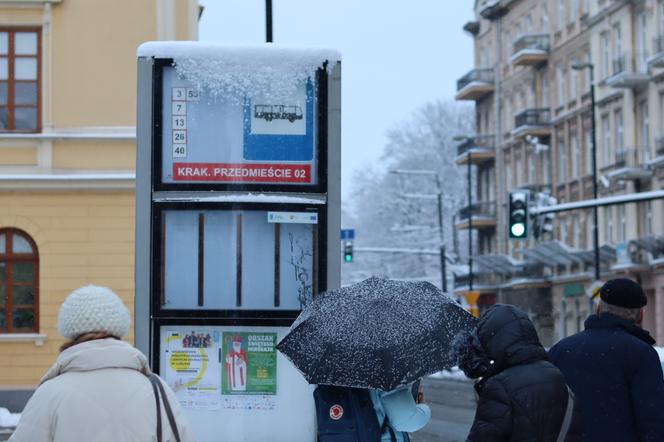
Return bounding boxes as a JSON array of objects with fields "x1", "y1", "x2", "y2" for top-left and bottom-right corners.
[
  {"x1": 436, "y1": 176, "x2": 447, "y2": 293},
  {"x1": 467, "y1": 154, "x2": 473, "y2": 291},
  {"x1": 589, "y1": 68, "x2": 600, "y2": 282}
]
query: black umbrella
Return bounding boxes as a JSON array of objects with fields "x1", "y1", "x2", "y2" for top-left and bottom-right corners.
[{"x1": 276, "y1": 277, "x2": 477, "y2": 390}]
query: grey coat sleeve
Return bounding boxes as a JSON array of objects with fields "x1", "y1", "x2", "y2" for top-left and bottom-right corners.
[{"x1": 466, "y1": 378, "x2": 512, "y2": 442}]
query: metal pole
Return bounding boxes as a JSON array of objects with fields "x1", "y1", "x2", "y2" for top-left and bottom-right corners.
[
  {"x1": 436, "y1": 176, "x2": 447, "y2": 292},
  {"x1": 266, "y1": 0, "x2": 273, "y2": 43},
  {"x1": 590, "y1": 67, "x2": 600, "y2": 282},
  {"x1": 468, "y1": 155, "x2": 473, "y2": 290}
]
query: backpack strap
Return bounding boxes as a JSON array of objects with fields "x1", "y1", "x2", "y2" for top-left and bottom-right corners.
[
  {"x1": 556, "y1": 387, "x2": 575, "y2": 442},
  {"x1": 149, "y1": 374, "x2": 163, "y2": 442},
  {"x1": 149, "y1": 374, "x2": 182, "y2": 442},
  {"x1": 380, "y1": 416, "x2": 397, "y2": 442}
]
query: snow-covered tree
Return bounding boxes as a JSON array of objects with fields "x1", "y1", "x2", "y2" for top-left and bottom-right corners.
[{"x1": 343, "y1": 100, "x2": 474, "y2": 287}]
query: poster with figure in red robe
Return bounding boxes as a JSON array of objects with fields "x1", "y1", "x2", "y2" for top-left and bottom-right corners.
[{"x1": 221, "y1": 332, "x2": 277, "y2": 395}]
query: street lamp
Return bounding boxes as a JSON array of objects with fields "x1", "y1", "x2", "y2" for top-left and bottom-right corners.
[
  {"x1": 571, "y1": 61, "x2": 600, "y2": 283},
  {"x1": 389, "y1": 169, "x2": 448, "y2": 292}
]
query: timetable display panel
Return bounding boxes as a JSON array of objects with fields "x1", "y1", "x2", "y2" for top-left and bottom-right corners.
[
  {"x1": 159, "y1": 65, "x2": 319, "y2": 187},
  {"x1": 156, "y1": 206, "x2": 320, "y2": 312}
]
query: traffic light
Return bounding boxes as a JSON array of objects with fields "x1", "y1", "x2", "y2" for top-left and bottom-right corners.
[
  {"x1": 508, "y1": 190, "x2": 530, "y2": 239},
  {"x1": 343, "y1": 241, "x2": 353, "y2": 263},
  {"x1": 533, "y1": 193, "x2": 556, "y2": 239}
]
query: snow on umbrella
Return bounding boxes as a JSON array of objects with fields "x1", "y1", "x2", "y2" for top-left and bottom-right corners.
[{"x1": 276, "y1": 277, "x2": 477, "y2": 390}]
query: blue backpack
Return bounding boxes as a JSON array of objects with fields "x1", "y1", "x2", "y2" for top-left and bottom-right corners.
[{"x1": 314, "y1": 385, "x2": 399, "y2": 442}]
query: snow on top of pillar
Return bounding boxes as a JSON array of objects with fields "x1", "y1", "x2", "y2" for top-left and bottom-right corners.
[{"x1": 138, "y1": 42, "x2": 340, "y2": 103}]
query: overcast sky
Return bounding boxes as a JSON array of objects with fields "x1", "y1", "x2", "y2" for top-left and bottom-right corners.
[{"x1": 198, "y1": 0, "x2": 474, "y2": 198}]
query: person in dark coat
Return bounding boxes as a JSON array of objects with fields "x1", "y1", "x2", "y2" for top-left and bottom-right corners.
[
  {"x1": 549, "y1": 278, "x2": 664, "y2": 442},
  {"x1": 459, "y1": 304, "x2": 582, "y2": 442}
]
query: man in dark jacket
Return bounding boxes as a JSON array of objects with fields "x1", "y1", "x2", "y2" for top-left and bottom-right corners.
[
  {"x1": 549, "y1": 278, "x2": 664, "y2": 442},
  {"x1": 461, "y1": 304, "x2": 582, "y2": 441}
]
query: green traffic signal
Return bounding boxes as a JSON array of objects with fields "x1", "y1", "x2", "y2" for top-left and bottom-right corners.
[
  {"x1": 344, "y1": 253, "x2": 353, "y2": 263},
  {"x1": 510, "y1": 222, "x2": 526, "y2": 238}
]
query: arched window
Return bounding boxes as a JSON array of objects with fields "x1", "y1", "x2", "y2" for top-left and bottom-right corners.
[{"x1": 0, "y1": 229, "x2": 38, "y2": 333}]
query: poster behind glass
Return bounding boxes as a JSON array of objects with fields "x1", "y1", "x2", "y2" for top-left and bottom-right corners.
[{"x1": 161, "y1": 209, "x2": 317, "y2": 310}]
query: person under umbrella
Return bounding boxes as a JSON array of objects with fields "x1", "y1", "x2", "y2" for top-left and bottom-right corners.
[
  {"x1": 278, "y1": 277, "x2": 476, "y2": 390},
  {"x1": 458, "y1": 304, "x2": 583, "y2": 441}
]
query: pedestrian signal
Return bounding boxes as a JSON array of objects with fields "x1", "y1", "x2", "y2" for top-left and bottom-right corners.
[{"x1": 508, "y1": 190, "x2": 529, "y2": 239}]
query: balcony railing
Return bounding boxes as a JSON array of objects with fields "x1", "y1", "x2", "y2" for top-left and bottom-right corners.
[
  {"x1": 456, "y1": 68, "x2": 494, "y2": 92},
  {"x1": 604, "y1": 146, "x2": 653, "y2": 181},
  {"x1": 453, "y1": 272, "x2": 496, "y2": 289},
  {"x1": 514, "y1": 108, "x2": 551, "y2": 128},
  {"x1": 457, "y1": 134, "x2": 495, "y2": 156},
  {"x1": 651, "y1": 36, "x2": 664, "y2": 67},
  {"x1": 655, "y1": 136, "x2": 664, "y2": 157},
  {"x1": 614, "y1": 146, "x2": 652, "y2": 167},
  {"x1": 612, "y1": 51, "x2": 649, "y2": 75},
  {"x1": 512, "y1": 33, "x2": 550, "y2": 54},
  {"x1": 457, "y1": 201, "x2": 497, "y2": 221}
]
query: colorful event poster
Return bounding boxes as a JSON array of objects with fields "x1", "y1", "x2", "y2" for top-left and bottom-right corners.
[
  {"x1": 163, "y1": 330, "x2": 222, "y2": 410},
  {"x1": 222, "y1": 332, "x2": 277, "y2": 395}
]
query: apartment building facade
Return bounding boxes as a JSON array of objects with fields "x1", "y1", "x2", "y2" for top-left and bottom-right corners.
[
  {"x1": 455, "y1": 0, "x2": 664, "y2": 346},
  {"x1": 0, "y1": 0, "x2": 198, "y2": 398}
]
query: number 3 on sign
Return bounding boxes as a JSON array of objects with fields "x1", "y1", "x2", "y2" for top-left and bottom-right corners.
[{"x1": 172, "y1": 144, "x2": 187, "y2": 158}]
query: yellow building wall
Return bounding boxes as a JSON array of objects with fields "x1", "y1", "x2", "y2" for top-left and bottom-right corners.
[
  {"x1": 0, "y1": 191, "x2": 135, "y2": 386},
  {"x1": 52, "y1": 141, "x2": 136, "y2": 170},
  {"x1": 50, "y1": 0, "x2": 157, "y2": 127},
  {"x1": 0, "y1": 0, "x2": 199, "y2": 388},
  {"x1": 0, "y1": 147, "x2": 37, "y2": 166}
]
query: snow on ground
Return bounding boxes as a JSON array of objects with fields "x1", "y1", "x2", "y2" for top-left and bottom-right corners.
[
  {"x1": 429, "y1": 347, "x2": 664, "y2": 383},
  {"x1": 0, "y1": 408, "x2": 20, "y2": 427},
  {"x1": 428, "y1": 367, "x2": 468, "y2": 381}
]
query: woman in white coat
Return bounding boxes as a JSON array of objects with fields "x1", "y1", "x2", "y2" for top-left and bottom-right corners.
[{"x1": 9, "y1": 285, "x2": 196, "y2": 442}]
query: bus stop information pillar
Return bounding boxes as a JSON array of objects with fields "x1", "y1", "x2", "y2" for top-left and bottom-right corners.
[{"x1": 135, "y1": 42, "x2": 341, "y2": 442}]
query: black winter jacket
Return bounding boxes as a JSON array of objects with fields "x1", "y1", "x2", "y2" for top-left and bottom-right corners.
[
  {"x1": 549, "y1": 313, "x2": 664, "y2": 442},
  {"x1": 466, "y1": 304, "x2": 583, "y2": 442}
]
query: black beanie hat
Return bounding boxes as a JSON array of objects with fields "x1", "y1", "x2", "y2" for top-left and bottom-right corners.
[{"x1": 599, "y1": 278, "x2": 647, "y2": 308}]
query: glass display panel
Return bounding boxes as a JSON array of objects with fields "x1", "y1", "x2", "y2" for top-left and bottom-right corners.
[
  {"x1": 161, "y1": 209, "x2": 317, "y2": 310},
  {"x1": 159, "y1": 65, "x2": 318, "y2": 186}
]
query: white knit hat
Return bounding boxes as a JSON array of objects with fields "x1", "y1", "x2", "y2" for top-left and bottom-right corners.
[{"x1": 58, "y1": 285, "x2": 131, "y2": 339}]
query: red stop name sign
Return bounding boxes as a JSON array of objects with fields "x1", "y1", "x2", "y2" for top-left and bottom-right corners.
[{"x1": 173, "y1": 162, "x2": 311, "y2": 183}]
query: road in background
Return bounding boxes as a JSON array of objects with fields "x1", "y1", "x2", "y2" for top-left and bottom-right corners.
[{"x1": 411, "y1": 377, "x2": 476, "y2": 442}]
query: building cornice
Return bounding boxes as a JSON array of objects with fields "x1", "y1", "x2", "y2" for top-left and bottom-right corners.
[
  {"x1": 0, "y1": 172, "x2": 135, "y2": 190},
  {"x1": 0, "y1": 127, "x2": 136, "y2": 142}
]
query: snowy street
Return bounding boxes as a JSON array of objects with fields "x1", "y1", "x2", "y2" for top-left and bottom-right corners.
[{"x1": 411, "y1": 377, "x2": 476, "y2": 442}]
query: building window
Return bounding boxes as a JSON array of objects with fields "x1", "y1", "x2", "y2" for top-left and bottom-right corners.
[
  {"x1": 605, "y1": 207, "x2": 613, "y2": 243},
  {"x1": 570, "y1": 0, "x2": 578, "y2": 23},
  {"x1": 602, "y1": 114, "x2": 612, "y2": 166},
  {"x1": 558, "y1": 139, "x2": 567, "y2": 183},
  {"x1": 585, "y1": 127, "x2": 593, "y2": 175},
  {"x1": 542, "y1": 2, "x2": 550, "y2": 31},
  {"x1": 571, "y1": 134, "x2": 579, "y2": 178},
  {"x1": 614, "y1": 110, "x2": 623, "y2": 154},
  {"x1": 570, "y1": 63, "x2": 578, "y2": 99},
  {"x1": 557, "y1": 65, "x2": 566, "y2": 107},
  {"x1": 0, "y1": 29, "x2": 41, "y2": 132},
  {"x1": 618, "y1": 205, "x2": 626, "y2": 242},
  {"x1": 601, "y1": 32, "x2": 610, "y2": 79},
  {"x1": 557, "y1": 0, "x2": 565, "y2": 31},
  {"x1": 639, "y1": 101, "x2": 650, "y2": 160},
  {"x1": 0, "y1": 229, "x2": 39, "y2": 332},
  {"x1": 613, "y1": 24, "x2": 622, "y2": 65},
  {"x1": 645, "y1": 201, "x2": 653, "y2": 235}
]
